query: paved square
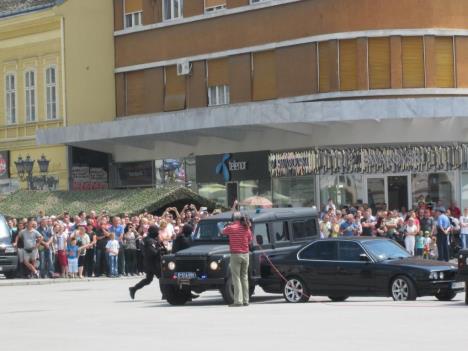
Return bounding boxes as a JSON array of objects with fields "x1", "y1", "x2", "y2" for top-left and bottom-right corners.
[{"x1": 0, "y1": 278, "x2": 466, "y2": 351}]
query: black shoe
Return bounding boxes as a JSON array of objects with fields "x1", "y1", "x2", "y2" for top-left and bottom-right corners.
[
  {"x1": 129, "y1": 287, "x2": 136, "y2": 300},
  {"x1": 243, "y1": 303, "x2": 249, "y2": 306}
]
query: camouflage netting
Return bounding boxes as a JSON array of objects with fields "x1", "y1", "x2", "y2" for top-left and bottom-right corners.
[{"x1": 0, "y1": 186, "x2": 218, "y2": 218}]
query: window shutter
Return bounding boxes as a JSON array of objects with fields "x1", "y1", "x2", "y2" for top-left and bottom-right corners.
[
  {"x1": 434, "y1": 37, "x2": 454, "y2": 88},
  {"x1": 402, "y1": 37, "x2": 425, "y2": 88},
  {"x1": 319, "y1": 41, "x2": 338, "y2": 93},
  {"x1": 208, "y1": 58, "x2": 229, "y2": 86},
  {"x1": 164, "y1": 66, "x2": 186, "y2": 111},
  {"x1": 339, "y1": 39, "x2": 358, "y2": 91},
  {"x1": 253, "y1": 50, "x2": 276, "y2": 101},
  {"x1": 368, "y1": 37, "x2": 391, "y2": 89},
  {"x1": 205, "y1": 0, "x2": 226, "y2": 8},
  {"x1": 125, "y1": 0, "x2": 143, "y2": 13},
  {"x1": 126, "y1": 70, "x2": 144, "y2": 115}
]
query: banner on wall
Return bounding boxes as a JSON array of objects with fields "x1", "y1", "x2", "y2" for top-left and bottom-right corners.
[
  {"x1": 0, "y1": 151, "x2": 9, "y2": 179},
  {"x1": 269, "y1": 144, "x2": 468, "y2": 177},
  {"x1": 71, "y1": 166, "x2": 108, "y2": 190}
]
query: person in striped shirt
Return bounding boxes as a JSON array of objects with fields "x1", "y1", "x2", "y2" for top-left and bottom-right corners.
[{"x1": 223, "y1": 211, "x2": 253, "y2": 307}]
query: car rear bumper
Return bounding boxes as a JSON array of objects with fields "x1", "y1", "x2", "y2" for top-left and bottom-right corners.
[{"x1": 417, "y1": 280, "x2": 465, "y2": 296}]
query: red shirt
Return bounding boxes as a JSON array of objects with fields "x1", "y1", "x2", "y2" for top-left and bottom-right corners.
[{"x1": 223, "y1": 222, "x2": 253, "y2": 254}]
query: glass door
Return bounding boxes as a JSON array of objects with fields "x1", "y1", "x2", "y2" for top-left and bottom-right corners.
[{"x1": 365, "y1": 175, "x2": 410, "y2": 212}]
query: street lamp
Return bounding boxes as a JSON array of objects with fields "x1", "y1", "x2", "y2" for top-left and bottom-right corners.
[
  {"x1": 37, "y1": 154, "x2": 50, "y2": 174},
  {"x1": 14, "y1": 155, "x2": 35, "y2": 190}
]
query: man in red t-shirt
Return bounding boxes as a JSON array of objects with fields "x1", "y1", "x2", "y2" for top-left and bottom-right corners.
[{"x1": 223, "y1": 212, "x2": 252, "y2": 307}]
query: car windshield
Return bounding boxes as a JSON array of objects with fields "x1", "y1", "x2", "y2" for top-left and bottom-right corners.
[
  {"x1": 362, "y1": 239, "x2": 411, "y2": 261},
  {"x1": 193, "y1": 221, "x2": 229, "y2": 242},
  {"x1": 0, "y1": 217, "x2": 11, "y2": 244}
]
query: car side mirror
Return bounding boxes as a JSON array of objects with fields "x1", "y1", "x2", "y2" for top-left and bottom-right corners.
[
  {"x1": 359, "y1": 253, "x2": 370, "y2": 262},
  {"x1": 256, "y1": 235, "x2": 264, "y2": 246}
]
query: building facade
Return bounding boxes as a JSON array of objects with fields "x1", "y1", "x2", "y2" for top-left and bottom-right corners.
[
  {"x1": 0, "y1": 0, "x2": 115, "y2": 192},
  {"x1": 37, "y1": 0, "x2": 468, "y2": 211}
]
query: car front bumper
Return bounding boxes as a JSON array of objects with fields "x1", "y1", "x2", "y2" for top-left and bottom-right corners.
[
  {"x1": 417, "y1": 280, "x2": 465, "y2": 296},
  {"x1": 160, "y1": 276, "x2": 225, "y2": 289},
  {"x1": 0, "y1": 255, "x2": 18, "y2": 273}
]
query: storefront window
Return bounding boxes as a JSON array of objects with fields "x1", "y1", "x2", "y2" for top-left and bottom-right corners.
[
  {"x1": 412, "y1": 172, "x2": 455, "y2": 208},
  {"x1": 239, "y1": 179, "x2": 271, "y2": 203},
  {"x1": 198, "y1": 182, "x2": 226, "y2": 207},
  {"x1": 319, "y1": 175, "x2": 363, "y2": 210},
  {"x1": 272, "y1": 177, "x2": 315, "y2": 208},
  {"x1": 462, "y1": 173, "x2": 468, "y2": 210}
]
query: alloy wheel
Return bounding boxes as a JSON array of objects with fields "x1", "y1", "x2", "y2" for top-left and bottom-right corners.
[
  {"x1": 284, "y1": 278, "x2": 305, "y2": 303},
  {"x1": 392, "y1": 278, "x2": 409, "y2": 301}
]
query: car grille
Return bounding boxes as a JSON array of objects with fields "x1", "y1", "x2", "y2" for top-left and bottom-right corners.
[
  {"x1": 443, "y1": 270, "x2": 457, "y2": 280},
  {"x1": 175, "y1": 258, "x2": 207, "y2": 275}
]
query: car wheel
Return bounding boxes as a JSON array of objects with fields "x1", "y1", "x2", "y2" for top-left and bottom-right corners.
[
  {"x1": 328, "y1": 296, "x2": 349, "y2": 302},
  {"x1": 391, "y1": 276, "x2": 417, "y2": 301},
  {"x1": 435, "y1": 290, "x2": 457, "y2": 301},
  {"x1": 465, "y1": 281, "x2": 468, "y2": 305},
  {"x1": 3, "y1": 272, "x2": 16, "y2": 279},
  {"x1": 161, "y1": 285, "x2": 190, "y2": 306},
  {"x1": 283, "y1": 277, "x2": 309, "y2": 303}
]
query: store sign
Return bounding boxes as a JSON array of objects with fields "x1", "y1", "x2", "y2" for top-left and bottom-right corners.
[
  {"x1": 197, "y1": 151, "x2": 268, "y2": 183},
  {"x1": 269, "y1": 144, "x2": 468, "y2": 176},
  {"x1": 0, "y1": 151, "x2": 9, "y2": 179}
]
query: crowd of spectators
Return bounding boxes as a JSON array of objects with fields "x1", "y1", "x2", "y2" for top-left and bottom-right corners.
[
  {"x1": 6, "y1": 204, "x2": 217, "y2": 279},
  {"x1": 318, "y1": 199, "x2": 468, "y2": 261}
]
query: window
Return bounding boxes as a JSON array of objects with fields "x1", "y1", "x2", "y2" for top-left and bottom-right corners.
[
  {"x1": 5, "y1": 74, "x2": 16, "y2": 124},
  {"x1": 25, "y1": 70, "x2": 36, "y2": 122},
  {"x1": 319, "y1": 174, "x2": 363, "y2": 209},
  {"x1": 338, "y1": 241, "x2": 365, "y2": 261},
  {"x1": 254, "y1": 223, "x2": 269, "y2": 245},
  {"x1": 292, "y1": 219, "x2": 318, "y2": 240},
  {"x1": 163, "y1": 0, "x2": 183, "y2": 21},
  {"x1": 205, "y1": 0, "x2": 226, "y2": 12},
  {"x1": 208, "y1": 85, "x2": 229, "y2": 106},
  {"x1": 412, "y1": 172, "x2": 455, "y2": 209},
  {"x1": 45, "y1": 66, "x2": 57, "y2": 120},
  {"x1": 299, "y1": 241, "x2": 338, "y2": 260},
  {"x1": 125, "y1": 12, "x2": 142, "y2": 28},
  {"x1": 272, "y1": 176, "x2": 316, "y2": 207},
  {"x1": 271, "y1": 221, "x2": 290, "y2": 242}
]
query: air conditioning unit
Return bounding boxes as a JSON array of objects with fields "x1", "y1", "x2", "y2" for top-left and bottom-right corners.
[{"x1": 177, "y1": 61, "x2": 192, "y2": 76}]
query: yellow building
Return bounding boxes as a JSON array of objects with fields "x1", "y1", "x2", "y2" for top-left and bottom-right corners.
[{"x1": 0, "y1": 0, "x2": 115, "y2": 192}]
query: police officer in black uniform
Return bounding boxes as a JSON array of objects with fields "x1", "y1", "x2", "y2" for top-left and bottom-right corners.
[{"x1": 129, "y1": 225, "x2": 164, "y2": 299}]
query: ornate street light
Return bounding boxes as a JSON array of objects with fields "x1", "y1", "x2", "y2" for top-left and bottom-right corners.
[
  {"x1": 37, "y1": 154, "x2": 50, "y2": 174},
  {"x1": 23, "y1": 155, "x2": 35, "y2": 175},
  {"x1": 14, "y1": 155, "x2": 35, "y2": 190},
  {"x1": 14, "y1": 156, "x2": 25, "y2": 179}
]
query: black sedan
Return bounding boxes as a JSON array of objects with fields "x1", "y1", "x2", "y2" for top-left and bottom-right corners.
[{"x1": 267, "y1": 238, "x2": 464, "y2": 303}]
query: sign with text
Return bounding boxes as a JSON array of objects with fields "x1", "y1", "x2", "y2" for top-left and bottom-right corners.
[
  {"x1": 71, "y1": 166, "x2": 108, "y2": 190},
  {"x1": 269, "y1": 144, "x2": 468, "y2": 176}
]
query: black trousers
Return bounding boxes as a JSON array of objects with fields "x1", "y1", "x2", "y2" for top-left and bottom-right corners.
[
  {"x1": 95, "y1": 248, "x2": 108, "y2": 276},
  {"x1": 437, "y1": 233, "x2": 450, "y2": 262},
  {"x1": 84, "y1": 249, "x2": 95, "y2": 277},
  {"x1": 136, "y1": 251, "x2": 144, "y2": 273},
  {"x1": 134, "y1": 271, "x2": 155, "y2": 291},
  {"x1": 118, "y1": 247, "x2": 125, "y2": 275},
  {"x1": 124, "y1": 249, "x2": 137, "y2": 275}
]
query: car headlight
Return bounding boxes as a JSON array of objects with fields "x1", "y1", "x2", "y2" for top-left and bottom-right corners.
[
  {"x1": 5, "y1": 246, "x2": 15, "y2": 254},
  {"x1": 439, "y1": 272, "x2": 444, "y2": 280},
  {"x1": 429, "y1": 272, "x2": 437, "y2": 280},
  {"x1": 466, "y1": 258, "x2": 468, "y2": 265},
  {"x1": 167, "y1": 261, "x2": 176, "y2": 271},
  {"x1": 210, "y1": 261, "x2": 219, "y2": 271}
]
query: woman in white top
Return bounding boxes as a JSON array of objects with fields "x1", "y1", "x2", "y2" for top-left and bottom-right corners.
[
  {"x1": 158, "y1": 219, "x2": 175, "y2": 252},
  {"x1": 460, "y1": 208, "x2": 468, "y2": 249},
  {"x1": 404, "y1": 218, "x2": 418, "y2": 255}
]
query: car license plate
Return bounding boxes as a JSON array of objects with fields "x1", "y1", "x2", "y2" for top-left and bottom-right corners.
[
  {"x1": 451, "y1": 282, "x2": 465, "y2": 290},
  {"x1": 176, "y1": 272, "x2": 196, "y2": 279}
]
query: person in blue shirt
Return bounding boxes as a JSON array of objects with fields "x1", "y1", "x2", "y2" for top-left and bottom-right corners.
[
  {"x1": 108, "y1": 216, "x2": 125, "y2": 276},
  {"x1": 37, "y1": 218, "x2": 54, "y2": 278},
  {"x1": 340, "y1": 214, "x2": 359, "y2": 237},
  {"x1": 435, "y1": 207, "x2": 451, "y2": 262}
]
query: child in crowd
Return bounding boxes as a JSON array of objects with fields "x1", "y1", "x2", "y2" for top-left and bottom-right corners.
[
  {"x1": 106, "y1": 233, "x2": 119, "y2": 277},
  {"x1": 67, "y1": 238, "x2": 79, "y2": 278},
  {"x1": 423, "y1": 231, "x2": 432, "y2": 259},
  {"x1": 415, "y1": 231, "x2": 424, "y2": 257}
]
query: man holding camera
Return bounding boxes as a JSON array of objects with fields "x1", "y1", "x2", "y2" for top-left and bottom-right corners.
[{"x1": 222, "y1": 204, "x2": 253, "y2": 307}]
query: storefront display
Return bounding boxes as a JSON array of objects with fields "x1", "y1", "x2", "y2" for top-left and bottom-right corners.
[{"x1": 272, "y1": 177, "x2": 315, "y2": 207}]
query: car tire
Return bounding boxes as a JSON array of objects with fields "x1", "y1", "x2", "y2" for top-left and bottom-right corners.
[
  {"x1": 435, "y1": 290, "x2": 457, "y2": 301},
  {"x1": 465, "y1": 281, "x2": 468, "y2": 305},
  {"x1": 220, "y1": 276, "x2": 255, "y2": 305},
  {"x1": 283, "y1": 276, "x2": 309, "y2": 303},
  {"x1": 4, "y1": 271, "x2": 16, "y2": 279},
  {"x1": 161, "y1": 284, "x2": 191, "y2": 306},
  {"x1": 390, "y1": 275, "x2": 417, "y2": 301},
  {"x1": 328, "y1": 296, "x2": 349, "y2": 302}
]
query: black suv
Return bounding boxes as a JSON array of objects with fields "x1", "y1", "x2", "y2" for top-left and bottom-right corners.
[
  {"x1": 0, "y1": 214, "x2": 17, "y2": 279},
  {"x1": 458, "y1": 249, "x2": 468, "y2": 304},
  {"x1": 160, "y1": 208, "x2": 319, "y2": 305}
]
